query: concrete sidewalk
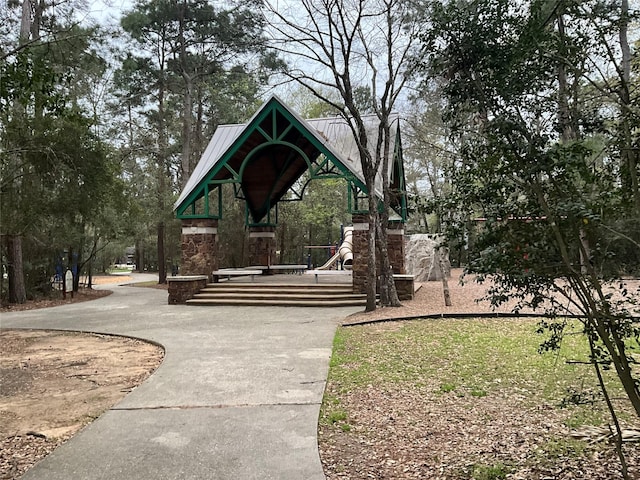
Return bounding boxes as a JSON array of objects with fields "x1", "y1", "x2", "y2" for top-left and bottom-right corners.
[{"x1": 0, "y1": 275, "x2": 361, "y2": 479}]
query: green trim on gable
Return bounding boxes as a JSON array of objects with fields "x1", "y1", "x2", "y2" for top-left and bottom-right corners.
[{"x1": 175, "y1": 96, "x2": 407, "y2": 223}]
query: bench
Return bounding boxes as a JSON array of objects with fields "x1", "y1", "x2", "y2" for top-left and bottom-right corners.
[
  {"x1": 212, "y1": 269, "x2": 262, "y2": 283},
  {"x1": 305, "y1": 269, "x2": 352, "y2": 283},
  {"x1": 248, "y1": 265, "x2": 309, "y2": 275},
  {"x1": 264, "y1": 264, "x2": 308, "y2": 274}
]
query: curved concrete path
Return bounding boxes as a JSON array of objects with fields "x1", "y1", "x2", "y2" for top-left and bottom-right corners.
[{"x1": 0, "y1": 275, "x2": 361, "y2": 479}]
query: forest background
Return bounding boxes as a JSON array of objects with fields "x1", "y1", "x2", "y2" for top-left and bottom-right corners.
[{"x1": 1, "y1": 0, "x2": 638, "y2": 307}]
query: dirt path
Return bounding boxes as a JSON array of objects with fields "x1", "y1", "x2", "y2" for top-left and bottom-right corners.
[{"x1": 0, "y1": 329, "x2": 163, "y2": 479}]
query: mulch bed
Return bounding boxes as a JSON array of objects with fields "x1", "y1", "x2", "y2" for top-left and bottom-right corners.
[{"x1": 0, "y1": 288, "x2": 112, "y2": 313}]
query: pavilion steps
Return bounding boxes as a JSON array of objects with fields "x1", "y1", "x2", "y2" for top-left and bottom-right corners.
[{"x1": 186, "y1": 283, "x2": 367, "y2": 307}]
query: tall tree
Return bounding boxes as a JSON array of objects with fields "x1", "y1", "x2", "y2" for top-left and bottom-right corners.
[
  {"x1": 265, "y1": 0, "x2": 422, "y2": 310},
  {"x1": 120, "y1": 3, "x2": 177, "y2": 284},
  {"x1": 119, "y1": 0, "x2": 275, "y2": 283},
  {"x1": 421, "y1": 0, "x2": 639, "y2": 475},
  {"x1": 1, "y1": 1, "x2": 119, "y2": 302},
  {"x1": 405, "y1": 85, "x2": 457, "y2": 235}
]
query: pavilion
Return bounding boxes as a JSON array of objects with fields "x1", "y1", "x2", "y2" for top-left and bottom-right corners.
[{"x1": 171, "y1": 96, "x2": 410, "y2": 303}]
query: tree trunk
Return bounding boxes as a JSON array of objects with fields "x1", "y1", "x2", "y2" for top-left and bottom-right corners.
[
  {"x1": 0, "y1": 238, "x2": 5, "y2": 307},
  {"x1": 156, "y1": 44, "x2": 168, "y2": 285},
  {"x1": 158, "y1": 221, "x2": 166, "y2": 284},
  {"x1": 279, "y1": 221, "x2": 286, "y2": 263},
  {"x1": 365, "y1": 207, "x2": 377, "y2": 312},
  {"x1": 178, "y1": 2, "x2": 194, "y2": 188},
  {"x1": 20, "y1": 0, "x2": 31, "y2": 43},
  {"x1": 439, "y1": 247, "x2": 452, "y2": 306},
  {"x1": 180, "y1": 74, "x2": 193, "y2": 188},
  {"x1": 579, "y1": 227, "x2": 591, "y2": 275},
  {"x1": 7, "y1": 235, "x2": 26, "y2": 304},
  {"x1": 619, "y1": 0, "x2": 640, "y2": 213},
  {"x1": 376, "y1": 220, "x2": 401, "y2": 307},
  {"x1": 376, "y1": 119, "x2": 401, "y2": 308},
  {"x1": 557, "y1": 12, "x2": 593, "y2": 275},
  {"x1": 364, "y1": 166, "x2": 379, "y2": 311},
  {"x1": 31, "y1": 0, "x2": 45, "y2": 40},
  {"x1": 556, "y1": 13, "x2": 576, "y2": 143},
  {"x1": 590, "y1": 314, "x2": 640, "y2": 418},
  {"x1": 135, "y1": 239, "x2": 143, "y2": 273},
  {"x1": 194, "y1": 85, "x2": 205, "y2": 160}
]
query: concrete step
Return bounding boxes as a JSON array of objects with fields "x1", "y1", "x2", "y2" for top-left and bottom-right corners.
[
  {"x1": 203, "y1": 283, "x2": 350, "y2": 291},
  {"x1": 192, "y1": 292, "x2": 365, "y2": 301},
  {"x1": 199, "y1": 287, "x2": 354, "y2": 295},
  {"x1": 186, "y1": 297, "x2": 366, "y2": 307},
  {"x1": 190, "y1": 282, "x2": 365, "y2": 307}
]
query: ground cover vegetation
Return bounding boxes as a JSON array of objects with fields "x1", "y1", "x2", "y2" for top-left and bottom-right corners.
[{"x1": 319, "y1": 318, "x2": 639, "y2": 479}]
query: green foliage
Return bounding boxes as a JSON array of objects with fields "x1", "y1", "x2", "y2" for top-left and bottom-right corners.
[
  {"x1": 420, "y1": 1, "x2": 640, "y2": 435},
  {"x1": 0, "y1": 52, "x2": 66, "y2": 115},
  {"x1": 118, "y1": 0, "x2": 270, "y2": 143},
  {"x1": 327, "y1": 410, "x2": 348, "y2": 424},
  {"x1": 471, "y1": 388, "x2": 487, "y2": 398},
  {"x1": 439, "y1": 383, "x2": 456, "y2": 393},
  {"x1": 320, "y1": 387, "x2": 351, "y2": 432},
  {"x1": 216, "y1": 183, "x2": 249, "y2": 267},
  {"x1": 277, "y1": 177, "x2": 350, "y2": 267},
  {"x1": 0, "y1": 6, "x2": 127, "y2": 299},
  {"x1": 113, "y1": 0, "x2": 278, "y2": 277},
  {"x1": 322, "y1": 407, "x2": 351, "y2": 432},
  {"x1": 537, "y1": 438, "x2": 587, "y2": 460}
]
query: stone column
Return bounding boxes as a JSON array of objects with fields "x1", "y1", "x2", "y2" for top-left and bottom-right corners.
[
  {"x1": 351, "y1": 215, "x2": 406, "y2": 294},
  {"x1": 387, "y1": 220, "x2": 406, "y2": 274},
  {"x1": 180, "y1": 218, "x2": 218, "y2": 278},
  {"x1": 351, "y1": 214, "x2": 370, "y2": 294},
  {"x1": 248, "y1": 225, "x2": 276, "y2": 267}
]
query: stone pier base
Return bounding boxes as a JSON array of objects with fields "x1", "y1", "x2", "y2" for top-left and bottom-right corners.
[
  {"x1": 249, "y1": 225, "x2": 276, "y2": 267},
  {"x1": 181, "y1": 219, "x2": 218, "y2": 279},
  {"x1": 387, "y1": 221, "x2": 405, "y2": 274},
  {"x1": 393, "y1": 275, "x2": 415, "y2": 301},
  {"x1": 351, "y1": 215, "x2": 407, "y2": 295},
  {"x1": 351, "y1": 214, "x2": 370, "y2": 294}
]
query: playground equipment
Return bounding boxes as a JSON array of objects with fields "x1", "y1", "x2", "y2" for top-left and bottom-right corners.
[{"x1": 316, "y1": 226, "x2": 353, "y2": 270}]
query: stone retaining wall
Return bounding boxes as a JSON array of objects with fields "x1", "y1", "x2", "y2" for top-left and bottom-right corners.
[
  {"x1": 393, "y1": 274, "x2": 415, "y2": 301},
  {"x1": 167, "y1": 276, "x2": 208, "y2": 304}
]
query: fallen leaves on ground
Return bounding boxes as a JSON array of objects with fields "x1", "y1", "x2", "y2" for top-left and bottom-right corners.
[
  {"x1": 0, "y1": 288, "x2": 111, "y2": 313},
  {"x1": 320, "y1": 384, "x2": 639, "y2": 479}
]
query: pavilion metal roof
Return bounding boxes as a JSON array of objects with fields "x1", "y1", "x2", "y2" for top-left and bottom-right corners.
[{"x1": 174, "y1": 95, "x2": 404, "y2": 223}]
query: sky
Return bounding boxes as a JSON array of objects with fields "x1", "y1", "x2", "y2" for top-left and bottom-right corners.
[{"x1": 84, "y1": 0, "x2": 131, "y2": 27}]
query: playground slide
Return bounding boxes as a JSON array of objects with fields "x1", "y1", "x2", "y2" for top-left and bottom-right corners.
[
  {"x1": 317, "y1": 227, "x2": 353, "y2": 270},
  {"x1": 316, "y1": 252, "x2": 340, "y2": 270}
]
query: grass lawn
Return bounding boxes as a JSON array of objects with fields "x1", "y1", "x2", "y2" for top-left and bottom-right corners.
[{"x1": 319, "y1": 317, "x2": 639, "y2": 479}]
